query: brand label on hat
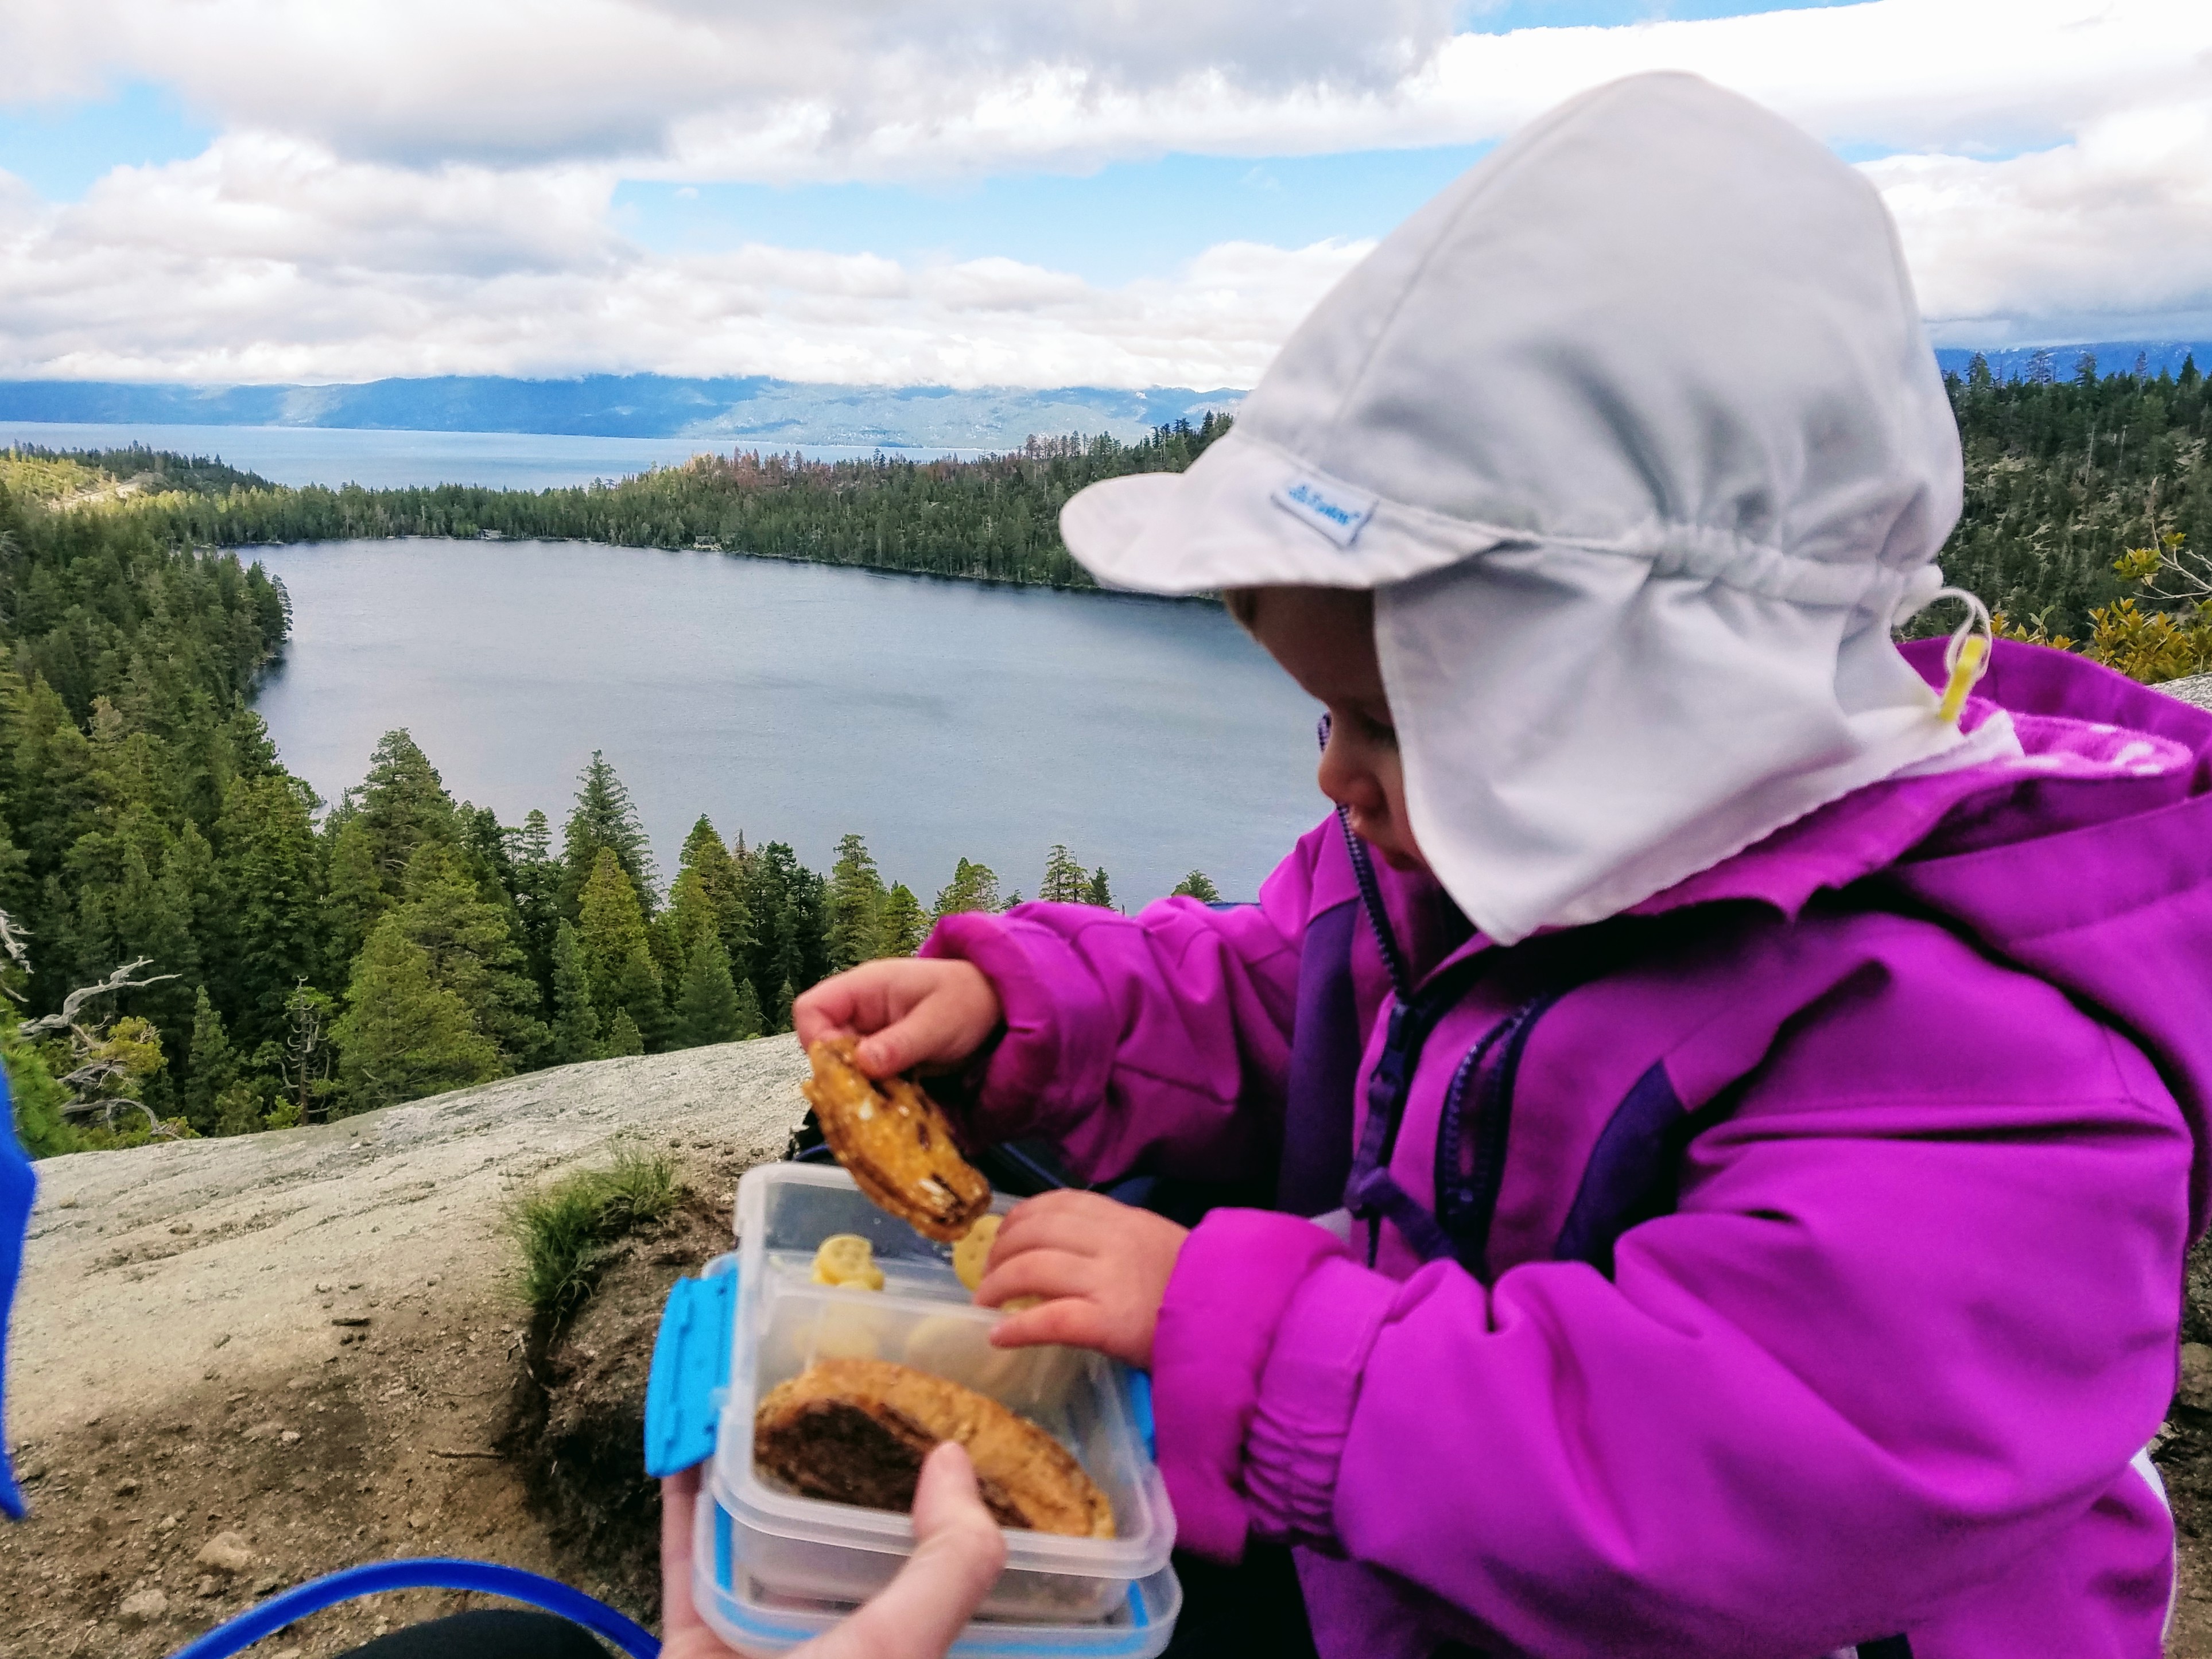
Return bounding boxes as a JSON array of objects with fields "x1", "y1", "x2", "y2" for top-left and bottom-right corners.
[{"x1": 1272, "y1": 474, "x2": 1377, "y2": 549}]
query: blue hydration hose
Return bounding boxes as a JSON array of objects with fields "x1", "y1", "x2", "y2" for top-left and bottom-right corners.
[{"x1": 164, "y1": 1556, "x2": 661, "y2": 1659}]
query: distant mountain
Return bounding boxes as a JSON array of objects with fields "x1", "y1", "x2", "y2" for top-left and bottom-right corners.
[
  {"x1": 1933, "y1": 341, "x2": 2207, "y2": 383},
  {"x1": 0, "y1": 375, "x2": 1245, "y2": 449}
]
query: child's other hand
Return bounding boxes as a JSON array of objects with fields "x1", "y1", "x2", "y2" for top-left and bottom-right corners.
[
  {"x1": 794, "y1": 959, "x2": 1002, "y2": 1079},
  {"x1": 974, "y1": 1191, "x2": 1188, "y2": 1369}
]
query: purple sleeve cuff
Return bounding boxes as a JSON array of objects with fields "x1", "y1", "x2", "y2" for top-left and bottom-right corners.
[
  {"x1": 920, "y1": 909, "x2": 1117, "y2": 1144},
  {"x1": 1242, "y1": 1256, "x2": 1396, "y2": 1548},
  {"x1": 1150, "y1": 1210, "x2": 1348, "y2": 1562}
]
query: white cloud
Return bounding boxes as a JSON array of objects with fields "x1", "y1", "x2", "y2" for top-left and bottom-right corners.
[
  {"x1": 1875, "y1": 100, "x2": 2212, "y2": 344},
  {"x1": 0, "y1": 138, "x2": 1371, "y2": 384},
  {"x1": 0, "y1": 0, "x2": 1460, "y2": 171},
  {"x1": 0, "y1": 0, "x2": 2207, "y2": 384}
]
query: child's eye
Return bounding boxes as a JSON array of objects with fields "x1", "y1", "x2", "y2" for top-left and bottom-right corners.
[{"x1": 1355, "y1": 710, "x2": 1398, "y2": 747}]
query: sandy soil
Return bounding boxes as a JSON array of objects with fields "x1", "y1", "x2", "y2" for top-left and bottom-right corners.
[{"x1": 0, "y1": 1036, "x2": 806, "y2": 1658}]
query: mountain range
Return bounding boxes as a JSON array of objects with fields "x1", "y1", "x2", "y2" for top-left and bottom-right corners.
[
  {"x1": 1931, "y1": 341, "x2": 2206, "y2": 383},
  {"x1": 0, "y1": 375, "x2": 1243, "y2": 449},
  {"x1": 0, "y1": 341, "x2": 2201, "y2": 453}
]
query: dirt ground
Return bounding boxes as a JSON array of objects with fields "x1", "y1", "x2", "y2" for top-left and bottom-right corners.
[
  {"x1": 8, "y1": 1029, "x2": 2212, "y2": 1656},
  {"x1": 0, "y1": 1036, "x2": 806, "y2": 1659}
]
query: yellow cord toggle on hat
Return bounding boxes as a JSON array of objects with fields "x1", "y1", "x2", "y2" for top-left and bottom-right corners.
[{"x1": 1931, "y1": 588, "x2": 1994, "y2": 725}]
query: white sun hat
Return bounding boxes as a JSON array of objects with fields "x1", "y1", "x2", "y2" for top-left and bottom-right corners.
[{"x1": 1060, "y1": 71, "x2": 1971, "y2": 946}]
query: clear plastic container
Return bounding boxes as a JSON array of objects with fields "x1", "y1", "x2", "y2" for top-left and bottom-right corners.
[
  {"x1": 692, "y1": 1480, "x2": 1183, "y2": 1657},
  {"x1": 712, "y1": 1163, "x2": 1178, "y2": 1622}
]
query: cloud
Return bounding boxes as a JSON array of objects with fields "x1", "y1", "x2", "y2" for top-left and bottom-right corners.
[
  {"x1": 1874, "y1": 100, "x2": 2212, "y2": 345},
  {"x1": 0, "y1": 138, "x2": 1371, "y2": 384},
  {"x1": 0, "y1": 0, "x2": 1461, "y2": 171},
  {"x1": 2, "y1": 0, "x2": 2199, "y2": 181},
  {"x1": 0, "y1": 0, "x2": 2207, "y2": 386}
]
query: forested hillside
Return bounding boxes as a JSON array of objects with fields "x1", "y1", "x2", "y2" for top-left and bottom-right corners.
[
  {"x1": 55, "y1": 358, "x2": 2212, "y2": 643},
  {"x1": 1943, "y1": 352, "x2": 2210, "y2": 646},
  {"x1": 141, "y1": 417, "x2": 1233, "y2": 589},
  {"x1": 1, "y1": 458, "x2": 1214, "y2": 1159}
]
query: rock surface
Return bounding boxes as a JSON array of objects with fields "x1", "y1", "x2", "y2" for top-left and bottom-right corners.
[
  {"x1": 2161, "y1": 673, "x2": 2212, "y2": 712},
  {"x1": 1, "y1": 1036, "x2": 808, "y2": 1657},
  {"x1": 11, "y1": 1038, "x2": 804, "y2": 1449}
]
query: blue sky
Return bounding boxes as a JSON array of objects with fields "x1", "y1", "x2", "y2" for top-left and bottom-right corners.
[
  {"x1": 0, "y1": 0, "x2": 2202, "y2": 386},
  {"x1": 611, "y1": 149, "x2": 1497, "y2": 286},
  {"x1": 0, "y1": 80, "x2": 211, "y2": 201}
]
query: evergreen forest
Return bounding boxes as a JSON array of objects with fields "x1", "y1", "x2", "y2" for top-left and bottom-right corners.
[
  {"x1": 0, "y1": 452, "x2": 1224, "y2": 1156},
  {"x1": 2, "y1": 356, "x2": 2207, "y2": 1153},
  {"x1": 139, "y1": 418, "x2": 1236, "y2": 590}
]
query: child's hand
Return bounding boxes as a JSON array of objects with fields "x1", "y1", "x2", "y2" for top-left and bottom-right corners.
[
  {"x1": 794, "y1": 959, "x2": 1003, "y2": 1079},
  {"x1": 973, "y1": 1191, "x2": 1188, "y2": 1369}
]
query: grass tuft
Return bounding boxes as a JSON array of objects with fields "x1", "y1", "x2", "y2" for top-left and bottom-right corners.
[{"x1": 508, "y1": 1150, "x2": 681, "y2": 1316}]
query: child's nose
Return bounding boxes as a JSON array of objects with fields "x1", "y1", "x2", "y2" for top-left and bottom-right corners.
[{"x1": 1318, "y1": 736, "x2": 1384, "y2": 814}]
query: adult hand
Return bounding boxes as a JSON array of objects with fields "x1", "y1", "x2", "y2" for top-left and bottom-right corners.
[
  {"x1": 793, "y1": 959, "x2": 1002, "y2": 1079},
  {"x1": 973, "y1": 1191, "x2": 1188, "y2": 1369},
  {"x1": 659, "y1": 1442, "x2": 1008, "y2": 1659}
]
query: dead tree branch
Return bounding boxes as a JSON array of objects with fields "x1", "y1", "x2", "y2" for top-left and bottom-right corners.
[{"x1": 19, "y1": 958, "x2": 178, "y2": 1036}]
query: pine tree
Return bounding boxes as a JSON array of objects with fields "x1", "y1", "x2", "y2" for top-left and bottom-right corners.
[
  {"x1": 932, "y1": 858, "x2": 1001, "y2": 919},
  {"x1": 826, "y1": 833, "x2": 887, "y2": 970},
  {"x1": 110, "y1": 835, "x2": 200, "y2": 1042},
  {"x1": 1171, "y1": 871, "x2": 1221, "y2": 903},
  {"x1": 878, "y1": 884, "x2": 927, "y2": 955},
  {"x1": 346, "y1": 729, "x2": 458, "y2": 892},
  {"x1": 214, "y1": 772, "x2": 325, "y2": 1052},
  {"x1": 394, "y1": 842, "x2": 549, "y2": 1069},
  {"x1": 731, "y1": 976, "x2": 764, "y2": 1041},
  {"x1": 657, "y1": 866, "x2": 721, "y2": 990},
  {"x1": 506, "y1": 808, "x2": 562, "y2": 988},
  {"x1": 773, "y1": 978, "x2": 796, "y2": 1035},
  {"x1": 332, "y1": 918, "x2": 500, "y2": 1114},
  {"x1": 602, "y1": 1008, "x2": 645, "y2": 1058},
  {"x1": 546, "y1": 919, "x2": 600, "y2": 1064},
  {"x1": 738, "y1": 841, "x2": 830, "y2": 1017},
  {"x1": 212, "y1": 1081, "x2": 265, "y2": 1137},
  {"x1": 561, "y1": 751, "x2": 656, "y2": 918},
  {"x1": 578, "y1": 847, "x2": 666, "y2": 1050},
  {"x1": 1084, "y1": 867, "x2": 1114, "y2": 909},
  {"x1": 323, "y1": 814, "x2": 386, "y2": 977},
  {"x1": 183, "y1": 986, "x2": 238, "y2": 1135},
  {"x1": 671, "y1": 938, "x2": 743, "y2": 1048},
  {"x1": 1039, "y1": 844, "x2": 1087, "y2": 904},
  {"x1": 614, "y1": 943, "x2": 670, "y2": 1052},
  {"x1": 678, "y1": 816, "x2": 750, "y2": 959}
]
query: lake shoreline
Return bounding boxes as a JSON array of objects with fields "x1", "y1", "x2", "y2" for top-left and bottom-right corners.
[{"x1": 223, "y1": 530, "x2": 1226, "y2": 608}]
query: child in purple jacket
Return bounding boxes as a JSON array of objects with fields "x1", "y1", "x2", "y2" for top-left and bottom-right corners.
[{"x1": 796, "y1": 75, "x2": 2212, "y2": 1658}]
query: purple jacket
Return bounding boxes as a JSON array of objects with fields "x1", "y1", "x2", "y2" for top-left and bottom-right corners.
[{"x1": 923, "y1": 641, "x2": 2212, "y2": 1659}]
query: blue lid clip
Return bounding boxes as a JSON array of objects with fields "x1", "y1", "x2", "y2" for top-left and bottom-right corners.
[{"x1": 644, "y1": 1257, "x2": 738, "y2": 1479}]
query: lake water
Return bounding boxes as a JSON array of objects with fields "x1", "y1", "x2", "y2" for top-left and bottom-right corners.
[
  {"x1": 0, "y1": 421, "x2": 977, "y2": 491},
  {"x1": 250, "y1": 539, "x2": 1328, "y2": 906}
]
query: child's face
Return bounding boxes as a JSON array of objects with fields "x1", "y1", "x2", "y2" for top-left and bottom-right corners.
[{"x1": 1236, "y1": 586, "x2": 1427, "y2": 873}]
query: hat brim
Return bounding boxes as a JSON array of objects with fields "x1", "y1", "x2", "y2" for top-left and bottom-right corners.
[{"x1": 1061, "y1": 431, "x2": 1513, "y2": 596}]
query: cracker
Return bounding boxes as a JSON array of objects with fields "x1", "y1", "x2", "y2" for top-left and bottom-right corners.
[
  {"x1": 754, "y1": 1357, "x2": 1114, "y2": 1538},
  {"x1": 811, "y1": 1233, "x2": 885, "y2": 1291},
  {"x1": 802, "y1": 1038, "x2": 992, "y2": 1241}
]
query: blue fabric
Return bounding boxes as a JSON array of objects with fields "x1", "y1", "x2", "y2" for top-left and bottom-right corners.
[{"x1": 0, "y1": 1063, "x2": 33, "y2": 1519}]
